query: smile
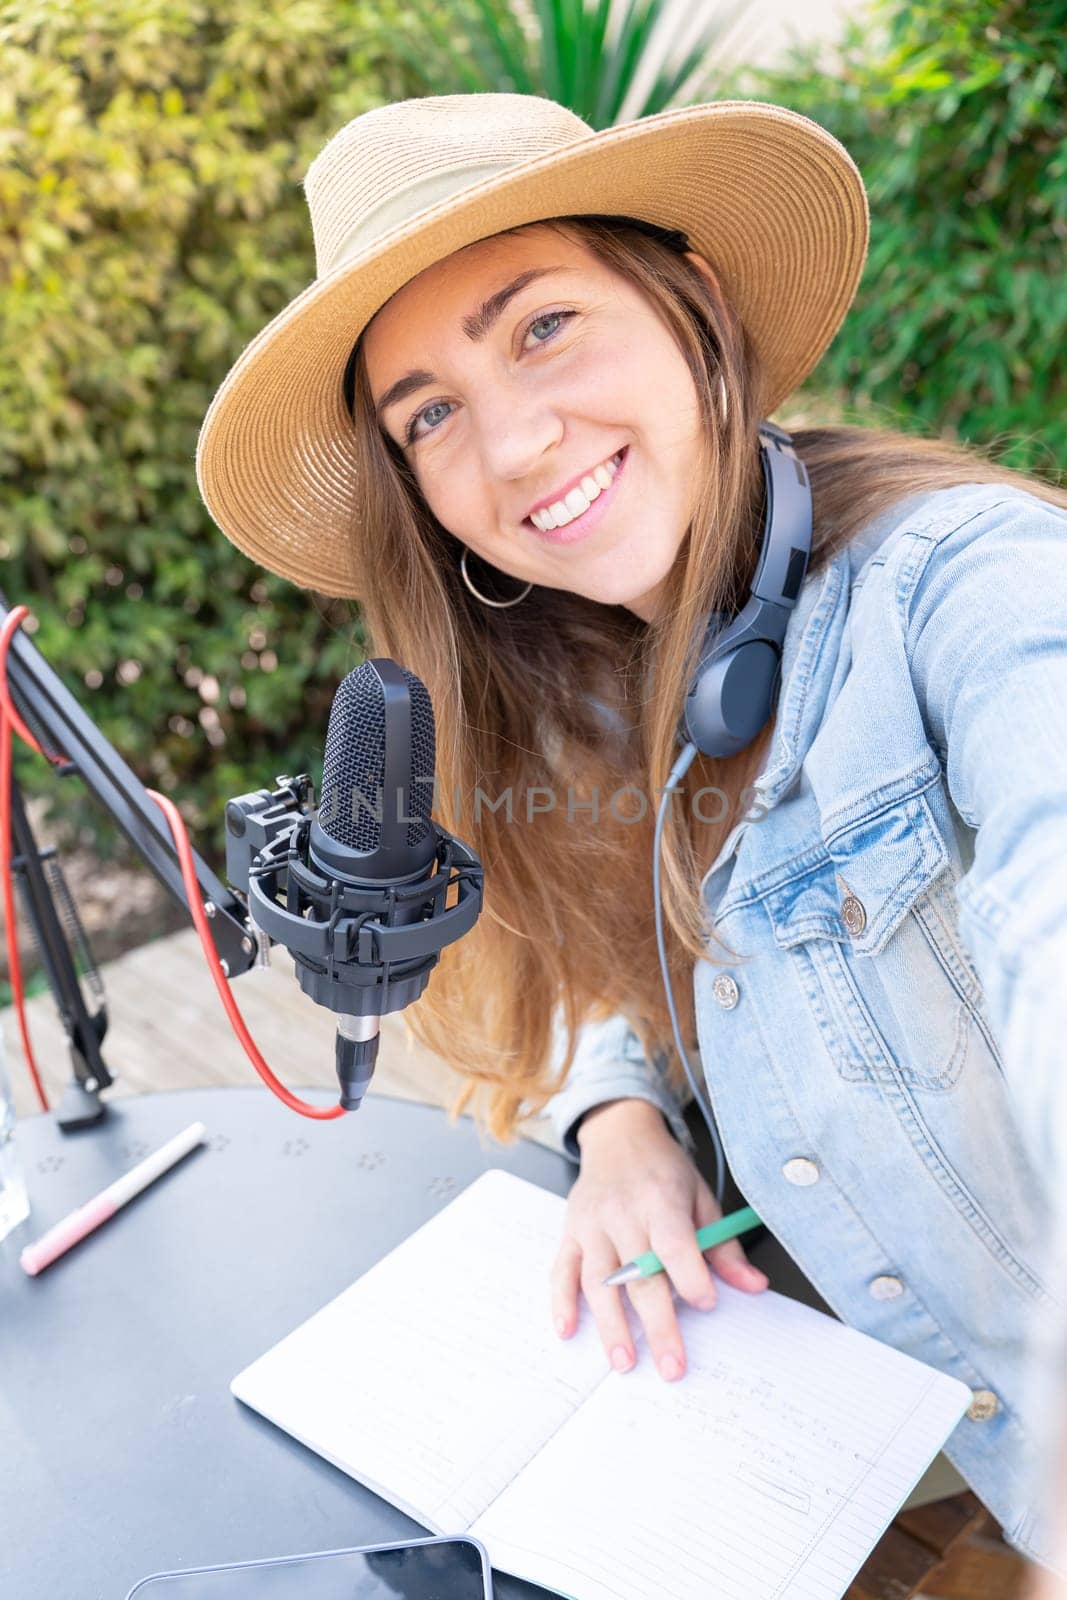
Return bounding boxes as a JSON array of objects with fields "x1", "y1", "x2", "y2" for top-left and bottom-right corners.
[{"x1": 524, "y1": 448, "x2": 629, "y2": 546}]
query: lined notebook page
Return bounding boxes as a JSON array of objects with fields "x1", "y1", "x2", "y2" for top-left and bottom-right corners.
[
  {"x1": 231, "y1": 1169, "x2": 609, "y2": 1533},
  {"x1": 473, "y1": 1281, "x2": 971, "y2": 1600},
  {"x1": 233, "y1": 1168, "x2": 970, "y2": 1598}
]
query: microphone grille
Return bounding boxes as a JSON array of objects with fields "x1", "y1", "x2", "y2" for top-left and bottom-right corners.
[
  {"x1": 408, "y1": 675, "x2": 436, "y2": 845},
  {"x1": 321, "y1": 661, "x2": 436, "y2": 852}
]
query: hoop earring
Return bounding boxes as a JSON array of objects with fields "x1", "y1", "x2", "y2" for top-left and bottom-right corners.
[{"x1": 460, "y1": 545, "x2": 533, "y2": 608}]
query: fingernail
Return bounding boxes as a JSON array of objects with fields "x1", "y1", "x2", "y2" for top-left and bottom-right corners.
[
  {"x1": 748, "y1": 1267, "x2": 769, "y2": 1287},
  {"x1": 611, "y1": 1345, "x2": 634, "y2": 1372},
  {"x1": 698, "y1": 1294, "x2": 716, "y2": 1311},
  {"x1": 555, "y1": 1317, "x2": 570, "y2": 1337},
  {"x1": 658, "y1": 1352, "x2": 683, "y2": 1381}
]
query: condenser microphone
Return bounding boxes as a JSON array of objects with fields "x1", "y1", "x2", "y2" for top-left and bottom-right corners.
[
  {"x1": 308, "y1": 659, "x2": 438, "y2": 1106},
  {"x1": 225, "y1": 658, "x2": 484, "y2": 1111}
]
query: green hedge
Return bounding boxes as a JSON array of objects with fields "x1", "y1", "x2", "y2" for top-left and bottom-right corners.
[
  {"x1": 759, "y1": 0, "x2": 1066, "y2": 475},
  {"x1": 4, "y1": 0, "x2": 1063, "y2": 881},
  {"x1": 0, "y1": 0, "x2": 423, "y2": 863}
]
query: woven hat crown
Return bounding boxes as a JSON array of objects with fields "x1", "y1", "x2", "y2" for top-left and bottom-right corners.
[{"x1": 304, "y1": 94, "x2": 595, "y2": 279}]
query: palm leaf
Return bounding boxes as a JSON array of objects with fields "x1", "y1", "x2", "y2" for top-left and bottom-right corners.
[
  {"x1": 468, "y1": 0, "x2": 538, "y2": 93},
  {"x1": 387, "y1": 16, "x2": 490, "y2": 95},
  {"x1": 404, "y1": 0, "x2": 752, "y2": 131},
  {"x1": 595, "y1": 0, "x2": 663, "y2": 126},
  {"x1": 531, "y1": 0, "x2": 565, "y2": 102},
  {"x1": 638, "y1": 0, "x2": 749, "y2": 118}
]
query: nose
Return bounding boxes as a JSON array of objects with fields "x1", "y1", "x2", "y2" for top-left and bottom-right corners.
[{"x1": 472, "y1": 381, "x2": 564, "y2": 490}]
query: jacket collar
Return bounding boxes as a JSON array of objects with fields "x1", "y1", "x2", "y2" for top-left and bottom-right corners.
[{"x1": 752, "y1": 548, "x2": 851, "y2": 813}]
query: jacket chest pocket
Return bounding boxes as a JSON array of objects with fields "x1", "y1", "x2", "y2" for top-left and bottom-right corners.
[{"x1": 760, "y1": 789, "x2": 1005, "y2": 1090}]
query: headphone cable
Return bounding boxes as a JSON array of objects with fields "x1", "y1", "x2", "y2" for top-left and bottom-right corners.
[{"x1": 653, "y1": 740, "x2": 726, "y2": 1209}]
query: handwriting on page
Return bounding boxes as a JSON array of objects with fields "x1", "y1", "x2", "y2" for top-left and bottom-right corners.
[
  {"x1": 474, "y1": 1280, "x2": 964, "y2": 1600},
  {"x1": 232, "y1": 1170, "x2": 609, "y2": 1531}
]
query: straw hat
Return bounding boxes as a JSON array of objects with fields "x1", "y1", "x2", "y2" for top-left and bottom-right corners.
[{"x1": 195, "y1": 93, "x2": 869, "y2": 599}]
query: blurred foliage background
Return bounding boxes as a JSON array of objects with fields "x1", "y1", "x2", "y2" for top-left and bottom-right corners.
[
  {"x1": 1, "y1": 0, "x2": 1063, "y2": 896},
  {"x1": 757, "y1": 0, "x2": 1066, "y2": 464},
  {"x1": 0, "y1": 0, "x2": 421, "y2": 864}
]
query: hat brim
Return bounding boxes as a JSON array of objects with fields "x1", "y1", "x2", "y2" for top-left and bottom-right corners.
[{"x1": 196, "y1": 99, "x2": 868, "y2": 599}]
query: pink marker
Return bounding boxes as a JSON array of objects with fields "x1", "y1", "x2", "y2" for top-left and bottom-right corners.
[{"x1": 19, "y1": 1120, "x2": 207, "y2": 1276}]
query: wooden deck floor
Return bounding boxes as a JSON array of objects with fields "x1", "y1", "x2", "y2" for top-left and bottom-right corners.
[{"x1": 3, "y1": 926, "x2": 563, "y2": 1156}]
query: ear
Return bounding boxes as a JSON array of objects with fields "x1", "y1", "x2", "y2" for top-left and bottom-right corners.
[
  {"x1": 682, "y1": 249, "x2": 726, "y2": 304},
  {"x1": 683, "y1": 251, "x2": 729, "y2": 424}
]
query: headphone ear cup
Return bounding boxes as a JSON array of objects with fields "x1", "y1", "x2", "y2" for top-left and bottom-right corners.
[{"x1": 681, "y1": 639, "x2": 780, "y2": 759}]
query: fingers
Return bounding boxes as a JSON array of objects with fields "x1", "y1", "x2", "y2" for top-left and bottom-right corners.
[
  {"x1": 692, "y1": 1183, "x2": 769, "y2": 1296},
  {"x1": 623, "y1": 1269, "x2": 689, "y2": 1381},
  {"x1": 612, "y1": 1233, "x2": 688, "y2": 1380},
  {"x1": 706, "y1": 1235, "x2": 769, "y2": 1293},
  {"x1": 554, "y1": 1220, "x2": 694, "y2": 1381},
  {"x1": 549, "y1": 1236, "x2": 581, "y2": 1340},
  {"x1": 549, "y1": 1146, "x2": 770, "y2": 1390},
  {"x1": 551, "y1": 1232, "x2": 637, "y2": 1360},
  {"x1": 580, "y1": 1235, "x2": 645, "y2": 1372},
  {"x1": 551, "y1": 1227, "x2": 686, "y2": 1378},
  {"x1": 625, "y1": 1197, "x2": 769, "y2": 1379},
  {"x1": 551, "y1": 1210, "x2": 768, "y2": 1385},
  {"x1": 646, "y1": 1208, "x2": 722, "y2": 1312}
]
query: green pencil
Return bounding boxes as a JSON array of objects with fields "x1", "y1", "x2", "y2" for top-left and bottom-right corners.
[{"x1": 602, "y1": 1204, "x2": 763, "y2": 1286}]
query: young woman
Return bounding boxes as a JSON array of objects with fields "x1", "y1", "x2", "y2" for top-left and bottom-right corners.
[{"x1": 196, "y1": 93, "x2": 1067, "y2": 1577}]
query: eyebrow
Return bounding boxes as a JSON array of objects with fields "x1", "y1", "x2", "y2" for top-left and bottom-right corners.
[{"x1": 374, "y1": 266, "x2": 566, "y2": 426}]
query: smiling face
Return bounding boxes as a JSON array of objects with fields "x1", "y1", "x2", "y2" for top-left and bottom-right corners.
[{"x1": 361, "y1": 223, "x2": 713, "y2": 623}]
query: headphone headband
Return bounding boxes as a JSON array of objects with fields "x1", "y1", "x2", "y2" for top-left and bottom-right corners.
[{"x1": 679, "y1": 424, "x2": 813, "y2": 758}]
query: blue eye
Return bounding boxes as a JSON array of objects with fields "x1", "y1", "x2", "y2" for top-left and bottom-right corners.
[
  {"x1": 404, "y1": 308, "x2": 576, "y2": 444},
  {"x1": 406, "y1": 400, "x2": 452, "y2": 445},
  {"x1": 526, "y1": 310, "x2": 571, "y2": 343}
]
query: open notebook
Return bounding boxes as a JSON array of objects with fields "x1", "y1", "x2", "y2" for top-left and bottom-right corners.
[{"x1": 231, "y1": 1168, "x2": 972, "y2": 1600}]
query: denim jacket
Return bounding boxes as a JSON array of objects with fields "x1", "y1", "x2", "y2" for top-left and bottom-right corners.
[{"x1": 543, "y1": 481, "x2": 1067, "y2": 1570}]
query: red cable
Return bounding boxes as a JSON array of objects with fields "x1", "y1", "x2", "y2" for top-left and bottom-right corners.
[
  {"x1": 148, "y1": 786, "x2": 345, "y2": 1121},
  {"x1": 0, "y1": 606, "x2": 345, "y2": 1121},
  {"x1": 0, "y1": 608, "x2": 53, "y2": 1112}
]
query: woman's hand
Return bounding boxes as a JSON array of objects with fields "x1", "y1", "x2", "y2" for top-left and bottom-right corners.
[{"x1": 550, "y1": 1097, "x2": 768, "y2": 1381}]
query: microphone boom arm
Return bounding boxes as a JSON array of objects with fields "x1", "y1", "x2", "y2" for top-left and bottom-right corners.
[
  {"x1": 1, "y1": 593, "x2": 255, "y2": 973},
  {"x1": 0, "y1": 589, "x2": 258, "y2": 1127}
]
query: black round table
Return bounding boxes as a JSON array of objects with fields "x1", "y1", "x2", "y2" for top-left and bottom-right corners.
[{"x1": 0, "y1": 1086, "x2": 574, "y2": 1600}]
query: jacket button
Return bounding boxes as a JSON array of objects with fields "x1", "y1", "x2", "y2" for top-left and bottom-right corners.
[
  {"x1": 967, "y1": 1389, "x2": 1000, "y2": 1421},
  {"x1": 869, "y1": 1275, "x2": 904, "y2": 1300},
  {"x1": 841, "y1": 894, "x2": 867, "y2": 937},
  {"x1": 711, "y1": 974, "x2": 740, "y2": 1009},
  {"x1": 782, "y1": 1158, "x2": 820, "y2": 1186}
]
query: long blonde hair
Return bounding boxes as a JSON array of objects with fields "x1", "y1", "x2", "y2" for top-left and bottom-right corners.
[{"x1": 345, "y1": 215, "x2": 1067, "y2": 1143}]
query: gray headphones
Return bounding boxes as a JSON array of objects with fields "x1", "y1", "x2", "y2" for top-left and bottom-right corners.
[{"x1": 679, "y1": 421, "x2": 812, "y2": 757}]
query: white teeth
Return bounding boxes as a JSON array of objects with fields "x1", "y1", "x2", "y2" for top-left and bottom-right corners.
[{"x1": 529, "y1": 451, "x2": 623, "y2": 531}]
